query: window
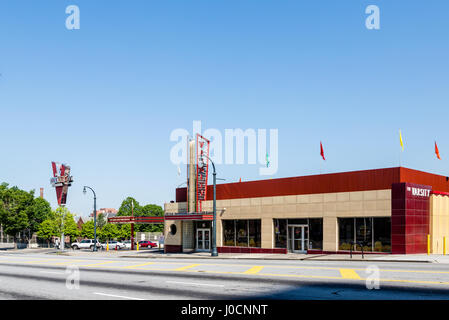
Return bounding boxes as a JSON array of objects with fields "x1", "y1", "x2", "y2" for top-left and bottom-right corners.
[
  {"x1": 223, "y1": 220, "x2": 235, "y2": 246},
  {"x1": 373, "y1": 218, "x2": 391, "y2": 252},
  {"x1": 338, "y1": 218, "x2": 354, "y2": 251},
  {"x1": 309, "y1": 219, "x2": 323, "y2": 250},
  {"x1": 356, "y1": 218, "x2": 373, "y2": 252},
  {"x1": 338, "y1": 217, "x2": 391, "y2": 252},
  {"x1": 236, "y1": 220, "x2": 248, "y2": 246},
  {"x1": 248, "y1": 220, "x2": 261, "y2": 247},
  {"x1": 222, "y1": 220, "x2": 261, "y2": 247},
  {"x1": 274, "y1": 219, "x2": 287, "y2": 248},
  {"x1": 169, "y1": 224, "x2": 177, "y2": 236}
]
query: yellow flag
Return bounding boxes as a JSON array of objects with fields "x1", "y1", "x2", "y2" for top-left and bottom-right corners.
[{"x1": 399, "y1": 130, "x2": 404, "y2": 151}]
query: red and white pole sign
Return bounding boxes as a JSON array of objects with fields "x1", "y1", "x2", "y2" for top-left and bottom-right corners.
[{"x1": 196, "y1": 134, "x2": 210, "y2": 212}]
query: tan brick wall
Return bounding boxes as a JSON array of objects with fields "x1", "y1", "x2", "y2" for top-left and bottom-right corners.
[
  {"x1": 430, "y1": 194, "x2": 449, "y2": 254},
  {"x1": 165, "y1": 189, "x2": 391, "y2": 251}
]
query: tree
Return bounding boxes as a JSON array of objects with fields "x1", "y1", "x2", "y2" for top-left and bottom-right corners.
[
  {"x1": 99, "y1": 224, "x2": 120, "y2": 241},
  {"x1": 137, "y1": 204, "x2": 164, "y2": 232},
  {"x1": 26, "y1": 197, "x2": 52, "y2": 235},
  {"x1": 81, "y1": 220, "x2": 94, "y2": 239},
  {"x1": 97, "y1": 213, "x2": 106, "y2": 229},
  {"x1": 0, "y1": 184, "x2": 32, "y2": 241},
  {"x1": 53, "y1": 207, "x2": 79, "y2": 242},
  {"x1": 36, "y1": 219, "x2": 57, "y2": 244},
  {"x1": 117, "y1": 197, "x2": 141, "y2": 217}
]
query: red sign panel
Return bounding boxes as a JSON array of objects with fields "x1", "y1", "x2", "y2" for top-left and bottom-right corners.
[
  {"x1": 50, "y1": 162, "x2": 73, "y2": 206},
  {"x1": 196, "y1": 134, "x2": 210, "y2": 212}
]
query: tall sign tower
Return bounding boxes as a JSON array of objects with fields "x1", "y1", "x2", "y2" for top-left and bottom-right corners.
[{"x1": 50, "y1": 162, "x2": 73, "y2": 206}]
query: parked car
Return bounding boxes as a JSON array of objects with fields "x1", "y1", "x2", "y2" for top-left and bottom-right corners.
[
  {"x1": 138, "y1": 240, "x2": 157, "y2": 248},
  {"x1": 100, "y1": 240, "x2": 125, "y2": 250},
  {"x1": 123, "y1": 240, "x2": 137, "y2": 249},
  {"x1": 71, "y1": 239, "x2": 101, "y2": 250}
]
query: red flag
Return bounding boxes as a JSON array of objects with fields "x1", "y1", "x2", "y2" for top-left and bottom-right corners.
[
  {"x1": 435, "y1": 141, "x2": 441, "y2": 160},
  {"x1": 239, "y1": 178, "x2": 242, "y2": 183},
  {"x1": 320, "y1": 142, "x2": 325, "y2": 160}
]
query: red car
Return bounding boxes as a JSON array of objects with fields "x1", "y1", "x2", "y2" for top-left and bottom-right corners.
[{"x1": 138, "y1": 240, "x2": 157, "y2": 248}]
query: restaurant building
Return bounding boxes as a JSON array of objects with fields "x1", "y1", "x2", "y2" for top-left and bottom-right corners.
[{"x1": 164, "y1": 165, "x2": 449, "y2": 255}]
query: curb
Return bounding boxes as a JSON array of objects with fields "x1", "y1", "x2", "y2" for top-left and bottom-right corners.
[{"x1": 117, "y1": 255, "x2": 434, "y2": 263}]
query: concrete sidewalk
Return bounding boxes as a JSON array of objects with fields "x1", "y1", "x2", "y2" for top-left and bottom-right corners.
[
  {"x1": 4, "y1": 248, "x2": 449, "y2": 264},
  {"x1": 43, "y1": 249, "x2": 449, "y2": 263}
]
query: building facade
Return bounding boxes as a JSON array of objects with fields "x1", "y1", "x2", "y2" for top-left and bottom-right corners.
[{"x1": 164, "y1": 167, "x2": 449, "y2": 254}]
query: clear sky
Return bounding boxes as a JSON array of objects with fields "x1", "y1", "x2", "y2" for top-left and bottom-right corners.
[{"x1": 0, "y1": 0, "x2": 448, "y2": 218}]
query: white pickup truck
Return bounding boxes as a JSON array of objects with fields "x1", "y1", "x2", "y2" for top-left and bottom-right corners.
[{"x1": 71, "y1": 239, "x2": 101, "y2": 250}]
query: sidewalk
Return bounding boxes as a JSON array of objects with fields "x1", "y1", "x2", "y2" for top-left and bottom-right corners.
[
  {"x1": 47, "y1": 249, "x2": 449, "y2": 263},
  {"x1": 5, "y1": 248, "x2": 449, "y2": 264}
]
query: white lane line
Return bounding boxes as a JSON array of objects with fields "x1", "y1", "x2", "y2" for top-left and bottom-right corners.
[
  {"x1": 93, "y1": 292, "x2": 144, "y2": 300},
  {"x1": 39, "y1": 271, "x2": 65, "y2": 275},
  {"x1": 166, "y1": 281, "x2": 224, "y2": 288}
]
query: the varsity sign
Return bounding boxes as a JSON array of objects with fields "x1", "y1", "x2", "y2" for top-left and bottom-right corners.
[
  {"x1": 196, "y1": 134, "x2": 210, "y2": 212},
  {"x1": 50, "y1": 162, "x2": 73, "y2": 206},
  {"x1": 407, "y1": 186, "x2": 431, "y2": 198}
]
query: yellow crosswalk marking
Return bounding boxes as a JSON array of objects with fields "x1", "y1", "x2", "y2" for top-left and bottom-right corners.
[
  {"x1": 79, "y1": 261, "x2": 118, "y2": 267},
  {"x1": 339, "y1": 268, "x2": 361, "y2": 280},
  {"x1": 243, "y1": 266, "x2": 264, "y2": 274},
  {"x1": 122, "y1": 262, "x2": 155, "y2": 269},
  {"x1": 175, "y1": 264, "x2": 201, "y2": 271}
]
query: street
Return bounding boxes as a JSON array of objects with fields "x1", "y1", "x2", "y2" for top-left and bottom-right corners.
[{"x1": 0, "y1": 252, "x2": 449, "y2": 299}]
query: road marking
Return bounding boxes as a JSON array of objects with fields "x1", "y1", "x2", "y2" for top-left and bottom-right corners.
[
  {"x1": 166, "y1": 281, "x2": 224, "y2": 288},
  {"x1": 93, "y1": 292, "x2": 144, "y2": 300},
  {"x1": 122, "y1": 262, "x2": 155, "y2": 269},
  {"x1": 52, "y1": 260, "x2": 86, "y2": 265},
  {"x1": 79, "y1": 261, "x2": 118, "y2": 267},
  {"x1": 24, "y1": 259, "x2": 59, "y2": 264},
  {"x1": 39, "y1": 271, "x2": 65, "y2": 275},
  {"x1": 175, "y1": 263, "x2": 201, "y2": 271},
  {"x1": 339, "y1": 269, "x2": 361, "y2": 280},
  {"x1": 243, "y1": 266, "x2": 264, "y2": 274}
]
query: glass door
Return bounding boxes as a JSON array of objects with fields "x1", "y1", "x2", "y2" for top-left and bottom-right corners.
[
  {"x1": 196, "y1": 228, "x2": 211, "y2": 251},
  {"x1": 288, "y1": 225, "x2": 308, "y2": 253}
]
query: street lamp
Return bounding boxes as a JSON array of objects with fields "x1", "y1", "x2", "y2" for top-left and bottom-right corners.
[
  {"x1": 199, "y1": 154, "x2": 218, "y2": 257},
  {"x1": 83, "y1": 186, "x2": 97, "y2": 252}
]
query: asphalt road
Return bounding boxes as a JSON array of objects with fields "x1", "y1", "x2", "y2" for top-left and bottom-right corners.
[{"x1": 0, "y1": 252, "x2": 449, "y2": 300}]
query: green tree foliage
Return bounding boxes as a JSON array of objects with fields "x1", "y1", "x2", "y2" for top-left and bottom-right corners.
[
  {"x1": 97, "y1": 213, "x2": 107, "y2": 229},
  {"x1": 36, "y1": 219, "x2": 57, "y2": 242},
  {"x1": 53, "y1": 207, "x2": 79, "y2": 242},
  {"x1": 117, "y1": 197, "x2": 164, "y2": 233},
  {"x1": 26, "y1": 197, "x2": 52, "y2": 235},
  {"x1": 0, "y1": 183, "x2": 32, "y2": 240},
  {"x1": 98, "y1": 223, "x2": 120, "y2": 241},
  {"x1": 81, "y1": 220, "x2": 95, "y2": 239}
]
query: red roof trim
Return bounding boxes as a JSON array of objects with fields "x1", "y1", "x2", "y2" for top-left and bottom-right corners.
[
  {"x1": 431, "y1": 191, "x2": 449, "y2": 197},
  {"x1": 174, "y1": 167, "x2": 449, "y2": 202}
]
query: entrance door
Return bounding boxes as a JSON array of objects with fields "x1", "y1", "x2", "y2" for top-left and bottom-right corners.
[
  {"x1": 288, "y1": 225, "x2": 308, "y2": 253},
  {"x1": 196, "y1": 228, "x2": 210, "y2": 251}
]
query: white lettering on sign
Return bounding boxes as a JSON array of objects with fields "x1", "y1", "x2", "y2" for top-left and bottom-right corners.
[{"x1": 411, "y1": 187, "x2": 430, "y2": 197}]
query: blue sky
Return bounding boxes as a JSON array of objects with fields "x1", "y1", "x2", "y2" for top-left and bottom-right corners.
[{"x1": 0, "y1": 0, "x2": 448, "y2": 217}]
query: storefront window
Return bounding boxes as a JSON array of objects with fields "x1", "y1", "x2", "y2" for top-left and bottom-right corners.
[
  {"x1": 309, "y1": 219, "x2": 323, "y2": 250},
  {"x1": 338, "y1": 217, "x2": 391, "y2": 252},
  {"x1": 356, "y1": 218, "x2": 373, "y2": 252},
  {"x1": 223, "y1": 220, "x2": 236, "y2": 246},
  {"x1": 274, "y1": 219, "x2": 287, "y2": 248},
  {"x1": 373, "y1": 218, "x2": 391, "y2": 252},
  {"x1": 223, "y1": 220, "x2": 261, "y2": 248},
  {"x1": 248, "y1": 220, "x2": 261, "y2": 247},
  {"x1": 338, "y1": 218, "x2": 354, "y2": 251},
  {"x1": 236, "y1": 220, "x2": 248, "y2": 246}
]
